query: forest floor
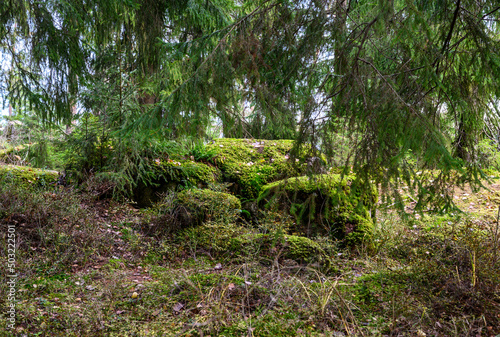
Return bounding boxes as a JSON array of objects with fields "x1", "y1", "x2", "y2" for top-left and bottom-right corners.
[{"x1": 1, "y1": 177, "x2": 499, "y2": 336}]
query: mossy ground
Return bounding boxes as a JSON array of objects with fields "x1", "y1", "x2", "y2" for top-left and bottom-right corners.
[{"x1": 1, "y1": 175, "x2": 499, "y2": 336}]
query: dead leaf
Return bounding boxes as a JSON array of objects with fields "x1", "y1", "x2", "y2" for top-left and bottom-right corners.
[{"x1": 173, "y1": 302, "x2": 184, "y2": 312}]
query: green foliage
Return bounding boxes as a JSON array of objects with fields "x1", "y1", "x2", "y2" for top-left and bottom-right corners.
[
  {"x1": 3, "y1": 0, "x2": 500, "y2": 211},
  {"x1": 0, "y1": 114, "x2": 66, "y2": 170},
  {"x1": 477, "y1": 138, "x2": 500, "y2": 171}
]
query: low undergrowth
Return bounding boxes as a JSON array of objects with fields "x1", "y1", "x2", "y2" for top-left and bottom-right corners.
[{"x1": 0, "y1": 180, "x2": 499, "y2": 336}]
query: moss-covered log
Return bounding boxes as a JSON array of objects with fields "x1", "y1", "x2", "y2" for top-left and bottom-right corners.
[
  {"x1": 0, "y1": 164, "x2": 58, "y2": 188},
  {"x1": 258, "y1": 174, "x2": 378, "y2": 245}
]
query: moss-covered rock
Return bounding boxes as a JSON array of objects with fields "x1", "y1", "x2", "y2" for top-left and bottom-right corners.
[
  {"x1": 134, "y1": 159, "x2": 220, "y2": 206},
  {"x1": 0, "y1": 164, "x2": 58, "y2": 188},
  {"x1": 178, "y1": 223, "x2": 334, "y2": 270},
  {"x1": 175, "y1": 189, "x2": 241, "y2": 226},
  {"x1": 257, "y1": 174, "x2": 377, "y2": 245},
  {"x1": 206, "y1": 138, "x2": 324, "y2": 200}
]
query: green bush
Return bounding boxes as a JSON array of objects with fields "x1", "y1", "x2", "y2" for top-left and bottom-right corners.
[{"x1": 477, "y1": 138, "x2": 500, "y2": 171}]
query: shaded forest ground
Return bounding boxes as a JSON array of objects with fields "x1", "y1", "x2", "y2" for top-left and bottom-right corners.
[{"x1": 0, "y1": 176, "x2": 499, "y2": 337}]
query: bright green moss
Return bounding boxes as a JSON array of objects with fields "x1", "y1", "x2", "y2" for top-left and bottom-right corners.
[
  {"x1": 134, "y1": 159, "x2": 220, "y2": 206},
  {"x1": 152, "y1": 159, "x2": 219, "y2": 186},
  {"x1": 205, "y1": 139, "x2": 321, "y2": 200},
  {"x1": 0, "y1": 164, "x2": 58, "y2": 188},
  {"x1": 284, "y1": 235, "x2": 332, "y2": 266},
  {"x1": 258, "y1": 174, "x2": 377, "y2": 246}
]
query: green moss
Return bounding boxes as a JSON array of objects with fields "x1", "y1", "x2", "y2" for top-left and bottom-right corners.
[
  {"x1": 258, "y1": 174, "x2": 377, "y2": 245},
  {"x1": 176, "y1": 189, "x2": 241, "y2": 226},
  {"x1": 0, "y1": 164, "x2": 58, "y2": 188},
  {"x1": 179, "y1": 223, "x2": 333, "y2": 270},
  {"x1": 134, "y1": 160, "x2": 220, "y2": 206},
  {"x1": 154, "y1": 159, "x2": 219, "y2": 186},
  {"x1": 283, "y1": 235, "x2": 331, "y2": 266},
  {"x1": 206, "y1": 139, "x2": 321, "y2": 200},
  {"x1": 177, "y1": 222, "x2": 249, "y2": 253}
]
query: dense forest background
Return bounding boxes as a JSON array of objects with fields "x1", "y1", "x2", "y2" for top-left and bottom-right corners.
[{"x1": 1, "y1": 1, "x2": 500, "y2": 336}]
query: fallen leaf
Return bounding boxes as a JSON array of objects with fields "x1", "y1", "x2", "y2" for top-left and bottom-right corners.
[{"x1": 173, "y1": 302, "x2": 184, "y2": 312}]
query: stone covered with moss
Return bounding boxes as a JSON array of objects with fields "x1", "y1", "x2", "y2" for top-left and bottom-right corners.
[
  {"x1": 206, "y1": 138, "x2": 320, "y2": 200},
  {"x1": 178, "y1": 222, "x2": 333, "y2": 270},
  {"x1": 134, "y1": 159, "x2": 220, "y2": 206},
  {"x1": 258, "y1": 174, "x2": 378, "y2": 245},
  {"x1": 0, "y1": 164, "x2": 58, "y2": 188},
  {"x1": 175, "y1": 189, "x2": 241, "y2": 227}
]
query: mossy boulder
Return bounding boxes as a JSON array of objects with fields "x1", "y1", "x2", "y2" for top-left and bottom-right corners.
[
  {"x1": 206, "y1": 138, "x2": 324, "y2": 200},
  {"x1": 178, "y1": 223, "x2": 333, "y2": 270},
  {"x1": 0, "y1": 164, "x2": 58, "y2": 188},
  {"x1": 175, "y1": 189, "x2": 241, "y2": 227},
  {"x1": 258, "y1": 174, "x2": 378, "y2": 245},
  {"x1": 134, "y1": 159, "x2": 220, "y2": 207}
]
